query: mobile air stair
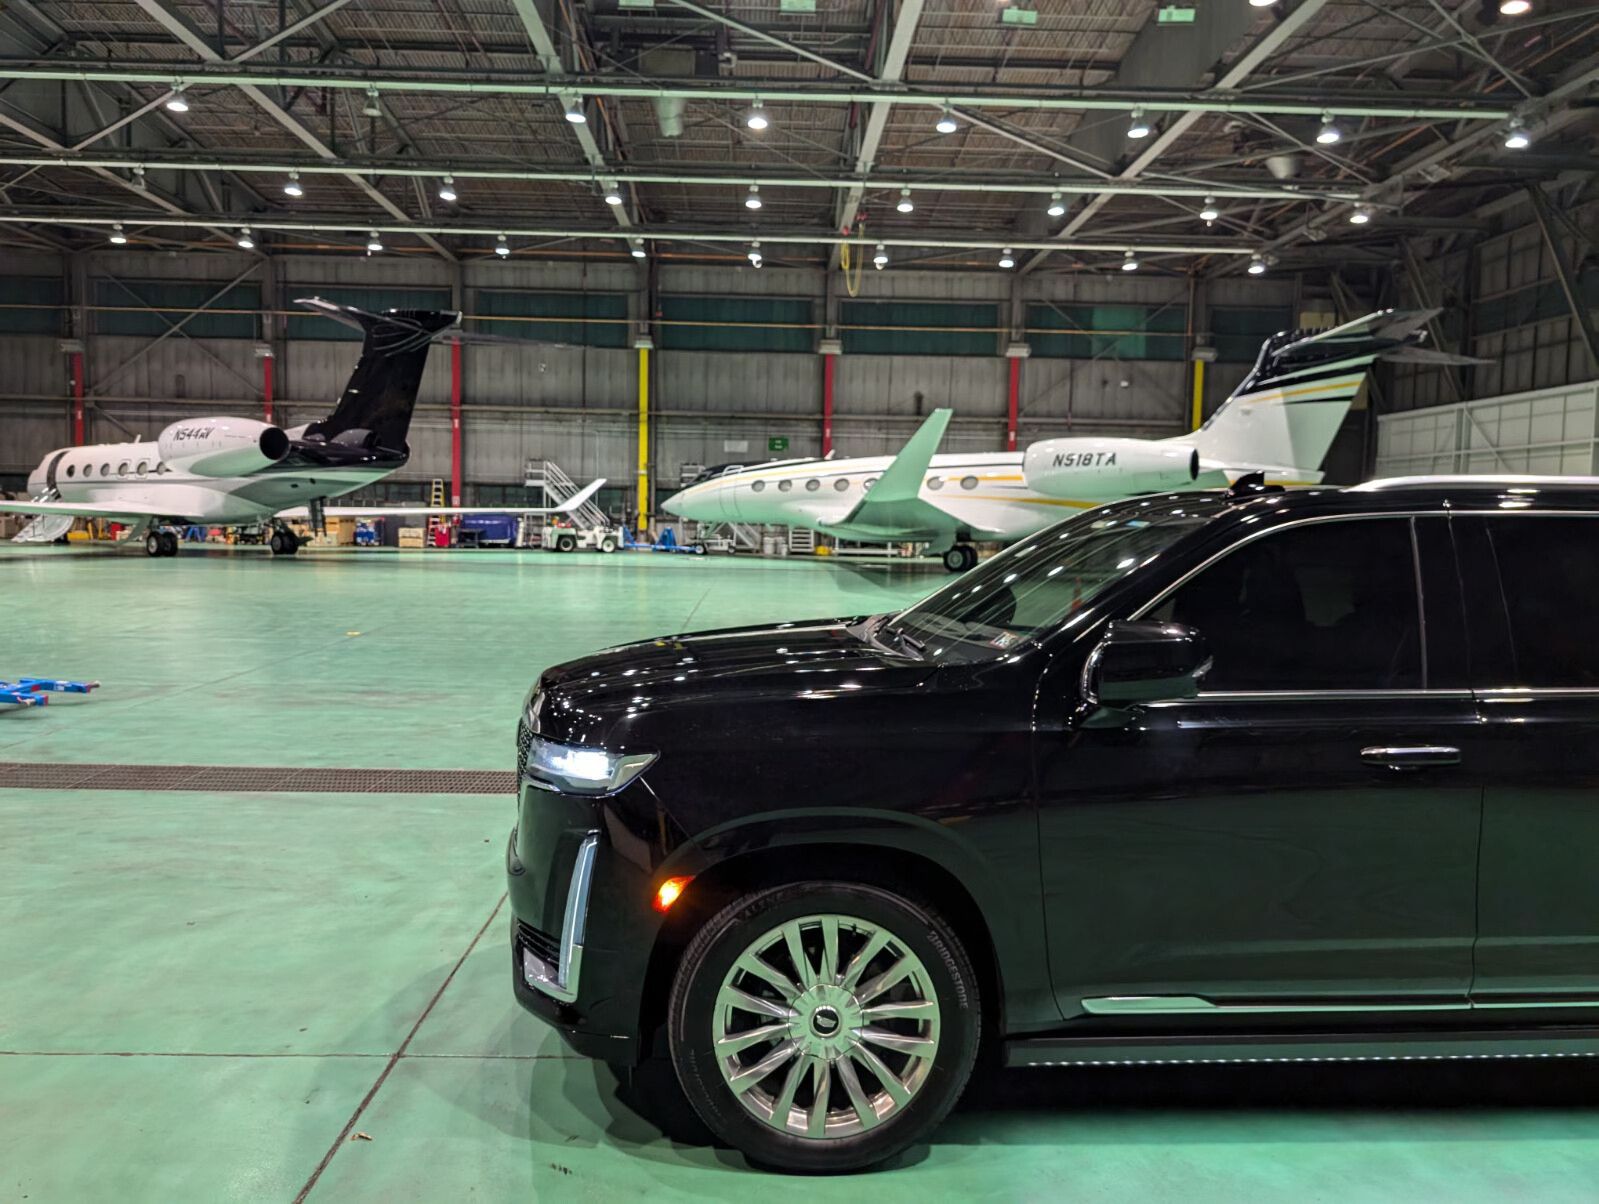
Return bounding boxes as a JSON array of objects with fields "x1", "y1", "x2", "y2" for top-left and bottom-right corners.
[{"x1": 11, "y1": 489, "x2": 73, "y2": 544}]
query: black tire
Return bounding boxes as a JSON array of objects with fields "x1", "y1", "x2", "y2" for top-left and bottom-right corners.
[
  {"x1": 691, "y1": 542, "x2": 707, "y2": 556},
  {"x1": 269, "y1": 531, "x2": 286, "y2": 555},
  {"x1": 941, "y1": 545, "x2": 976, "y2": 573},
  {"x1": 599, "y1": 536, "x2": 618, "y2": 553},
  {"x1": 667, "y1": 881, "x2": 980, "y2": 1173},
  {"x1": 159, "y1": 531, "x2": 179, "y2": 557},
  {"x1": 145, "y1": 531, "x2": 163, "y2": 557},
  {"x1": 556, "y1": 533, "x2": 577, "y2": 553}
]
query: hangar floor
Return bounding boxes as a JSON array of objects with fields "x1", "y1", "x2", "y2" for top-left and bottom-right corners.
[{"x1": 4, "y1": 546, "x2": 1599, "y2": 1201}]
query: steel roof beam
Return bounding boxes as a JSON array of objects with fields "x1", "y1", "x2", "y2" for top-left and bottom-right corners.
[
  {"x1": 128, "y1": 0, "x2": 454, "y2": 260},
  {"x1": 1024, "y1": 0, "x2": 1332, "y2": 274},
  {"x1": 0, "y1": 211, "x2": 1264, "y2": 257},
  {"x1": 0, "y1": 65, "x2": 1518, "y2": 122},
  {"x1": 0, "y1": 152, "x2": 1366, "y2": 202},
  {"x1": 507, "y1": 0, "x2": 632, "y2": 232}
]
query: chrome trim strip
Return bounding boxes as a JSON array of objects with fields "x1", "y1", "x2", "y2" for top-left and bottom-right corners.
[
  {"x1": 1154, "y1": 688, "x2": 1475, "y2": 703},
  {"x1": 522, "y1": 831, "x2": 599, "y2": 1004},
  {"x1": 1081, "y1": 995, "x2": 1471, "y2": 1015},
  {"x1": 1478, "y1": 687, "x2": 1599, "y2": 698}
]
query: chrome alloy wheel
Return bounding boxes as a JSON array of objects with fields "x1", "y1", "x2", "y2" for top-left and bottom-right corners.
[{"x1": 711, "y1": 913, "x2": 942, "y2": 1139}]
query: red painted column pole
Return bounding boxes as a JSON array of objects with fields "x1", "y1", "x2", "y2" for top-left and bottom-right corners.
[
  {"x1": 70, "y1": 351, "x2": 85, "y2": 445},
  {"x1": 450, "y1": 341, "x2": 463, "y2": 507},
  {"x1": 822, "y1": 352, "x2": 836, "y2": 457},
  {"x1": 1006, "y1": 356, "x2": 1021, "y2": 452},
  {"x1": 262, "y1": 353, "x2": 274, "y2": 425}
]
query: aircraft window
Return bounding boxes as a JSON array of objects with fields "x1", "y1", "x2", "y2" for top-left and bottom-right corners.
[
  {"x1": 751, "y1": 480, "x2": 766, "y2": 493},
  {"x1": 834, "y1": 478, "x2": 850, "y2": 492},
  {"x1": 927, "y1": 476, "x2": 943, "y2": 490},
  {"x1": 864, "y1": 476, "x2": 879, "y2": 491},
  {"x1": 960, "y1": 475, "x2": 979, "y2": 490},
  {"x1": 136, "y1": 461, "x2": 148, "y2": 477},
  {"x1": 100, "y1": 464, "x2": 110, "y2": 477},
  {"x1": 778, "y1": 480, "x2": 793, "y2": 492},
  {"x1": 65, "y1": 465, "x2": 76, "y2": 478},
  {"x1": 805, "y1": 479, "x2": 821, "y2": 492},
  {"x1": 117, "y1": 462, "x2": 129, "y2": 477}
]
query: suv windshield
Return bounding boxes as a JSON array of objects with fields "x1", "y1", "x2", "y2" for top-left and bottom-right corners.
[{"x1": 880, "y1": 499, "x2": 1221, "y2": 663}]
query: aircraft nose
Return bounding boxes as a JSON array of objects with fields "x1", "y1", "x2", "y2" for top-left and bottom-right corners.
[{"x1": 660, "y1": 487, "x2": 692, "y2": 518}]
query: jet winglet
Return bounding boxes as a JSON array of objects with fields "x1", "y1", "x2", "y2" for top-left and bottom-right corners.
[{"x1": 862, "y1": 409, "x2": 953, "y2": 505}]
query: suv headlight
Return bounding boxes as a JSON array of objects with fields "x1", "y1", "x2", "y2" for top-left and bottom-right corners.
[{"x1": 522, "y1": 733, "x2": 657, "y2": 796}]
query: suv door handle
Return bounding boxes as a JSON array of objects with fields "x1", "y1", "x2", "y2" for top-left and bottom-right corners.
[{"x1": 1360, "y1": 745, "x2": 1461, "y2": 771}]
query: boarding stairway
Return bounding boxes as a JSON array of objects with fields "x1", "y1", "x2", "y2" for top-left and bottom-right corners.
[
  {"x1": 12, "y1": 488, "x2": 73, "y2": 543},
  {"x1": 524, "y1": 459, "x2": 610, "y2": 534}
]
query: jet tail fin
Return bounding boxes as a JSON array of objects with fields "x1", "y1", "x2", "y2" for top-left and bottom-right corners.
[
  {"x1": 1189, "y1": 309, "x2": 1442, "y2": 475},
  {"x1": 295, "y1": 298, "x2": 461, "y2": 455}
]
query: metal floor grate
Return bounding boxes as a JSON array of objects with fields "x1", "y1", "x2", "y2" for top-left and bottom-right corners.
[{"x1": 0, "y1": 762, "x2": 516, "y2": 795}]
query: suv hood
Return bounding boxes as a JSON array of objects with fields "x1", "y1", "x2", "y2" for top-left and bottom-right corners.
[{"x1": 529, "y1": 616, "x2": 933, "y2": 747}]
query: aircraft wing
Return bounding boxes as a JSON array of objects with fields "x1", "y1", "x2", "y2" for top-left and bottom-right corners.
[
  {"x1": 0, "y1": 499, "x2": 167, "y2": 520},
  {"x1": 817, "y1": 410, "x2": 968, "y2": 542},
  {"x1": 282, "y1": 478, "x2": 607, "y2": 519}
]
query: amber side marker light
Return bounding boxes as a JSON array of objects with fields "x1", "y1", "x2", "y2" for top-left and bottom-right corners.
[{"x1": 654, "y1": 876, "x2": 694, "y2": 912}]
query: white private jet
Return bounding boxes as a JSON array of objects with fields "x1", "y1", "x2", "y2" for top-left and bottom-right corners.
[
  {"x1": 2, "y1": 298, "x2": 603, "y2": 558},
  {"x1": 662, "y1": 310, "x2": 1472, "y2": 571}
]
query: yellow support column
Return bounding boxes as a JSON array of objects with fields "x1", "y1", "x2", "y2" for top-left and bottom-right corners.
[
  {"x1": 635, "y1": 339, "x2": 652, "y2": 535},
  {"x1": 1190, "y1": 356, "x2": 1206, "y2": 431}
]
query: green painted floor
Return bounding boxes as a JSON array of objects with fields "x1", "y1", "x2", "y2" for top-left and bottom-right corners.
[{"x1": 4, "y1": 544, "x2": 1599, "y2": 1201}]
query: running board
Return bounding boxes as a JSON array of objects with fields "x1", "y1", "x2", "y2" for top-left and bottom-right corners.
[{"x1": 1005, "y1": 1027, "x2": 1599, "y2": 1068}]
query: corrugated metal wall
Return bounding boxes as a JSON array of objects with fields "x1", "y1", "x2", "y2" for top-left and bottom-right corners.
[
  {"x1": 0, "y1": 249, "x2": 1306, "y2": 503},
  {"x1": 1375, "y1": 381, "x2": 1599, "y2": 477}
]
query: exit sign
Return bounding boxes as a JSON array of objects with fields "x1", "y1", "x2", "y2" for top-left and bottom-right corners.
[
  {"x1": 1158, "y1": 5, "x2": 1197, "y2": 22},
  {"x1": 769, "y1": 436, "x2": 789, "y2": 453}
]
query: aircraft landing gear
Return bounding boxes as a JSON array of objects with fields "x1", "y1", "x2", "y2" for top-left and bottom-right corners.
[
  {"x1": 268, "y1": 524, "x2": 302, "y2": 556},
  {"x1": 941, "y1": 544, "x2": 978, "y2": 573},
  {"x1": 144, "y1": 528, "x2": 179, "y2": 558}
]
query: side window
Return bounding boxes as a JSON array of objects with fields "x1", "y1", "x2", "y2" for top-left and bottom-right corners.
[
  {"x1": 1154, "y1": 519, "x2": 1423, "y2": 692},
  {"x1": 1485, "y1": 518, "x2": 1599, "y2": 687}
]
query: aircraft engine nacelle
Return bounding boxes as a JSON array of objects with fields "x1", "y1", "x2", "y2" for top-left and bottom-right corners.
[
  {"x1": 157, "y1": 417, "x2": 291, "y2": 477},
  {"x1": 1023, "y1": 437, "x2": 1199, "y2": 499}
]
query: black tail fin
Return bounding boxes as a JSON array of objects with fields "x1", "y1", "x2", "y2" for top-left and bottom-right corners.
[{"x1": 295, "y1": 298, "x2": 460, "y2": 455}]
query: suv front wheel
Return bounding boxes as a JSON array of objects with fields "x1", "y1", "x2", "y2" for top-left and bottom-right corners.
[{"x1": 667, "y1": 881, "x2": 980, "y2": 1172}]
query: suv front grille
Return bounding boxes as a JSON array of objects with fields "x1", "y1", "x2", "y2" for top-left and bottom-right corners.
[
  {"x1": 516, "y1": 919, "x2": 561, "y2": 968},
  {"x1": 515, "y1": 720, "x2": 533, "y2": 785}
]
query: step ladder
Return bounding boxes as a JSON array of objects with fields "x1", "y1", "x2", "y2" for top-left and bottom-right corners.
[
  {"x1": 724, "y1": 521, "x2": 762, "y2": 552},
  {"x1": 787, "y1": 526, "x2": 816, "y2": 554},
  {"x1": 424, "y1": 479, "x2": 447, "y2": 547},
  {"x1": 12, "y1": 488, "x2": 74, "y2": 544},
  {"x1": 524, "y1": 459, "x2": 609, "y2": 534}
]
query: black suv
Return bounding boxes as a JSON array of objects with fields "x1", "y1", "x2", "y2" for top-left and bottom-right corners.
[{"x1": 508, "y1": 477, "x2": 1599, "y2": 1172}]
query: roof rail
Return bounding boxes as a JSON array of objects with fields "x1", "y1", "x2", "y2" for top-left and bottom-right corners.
[{"x1": 1350, "y1": 474, "x2": 1599, "y2": 491}]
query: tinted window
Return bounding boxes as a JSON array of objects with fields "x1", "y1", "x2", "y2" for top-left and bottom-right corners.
[
  {"x1": 1486, "y1": 517, "x2": 1599, "y2": 687},
  {"x1": 1156, "y1": 519, "x2": 1422, "y2": 691}
]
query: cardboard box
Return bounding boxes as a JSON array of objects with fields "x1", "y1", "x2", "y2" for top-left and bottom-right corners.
[{"x1": 398, "y1": 527, "x2": 427, "y2": 549}]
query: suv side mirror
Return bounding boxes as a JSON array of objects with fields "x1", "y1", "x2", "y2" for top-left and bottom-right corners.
[{"x1": 1088, "y1": 620, "x2": 1211, "y2": 706}]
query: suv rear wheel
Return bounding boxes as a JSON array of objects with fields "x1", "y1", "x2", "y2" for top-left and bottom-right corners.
[{"x1": 667, "y1": 881, "x2": 980, "y2": 1172}]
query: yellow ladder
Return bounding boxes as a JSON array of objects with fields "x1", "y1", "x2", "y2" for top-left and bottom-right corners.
[{"x1": 425, "y1": 478, "x2": 447, "y2": 546}]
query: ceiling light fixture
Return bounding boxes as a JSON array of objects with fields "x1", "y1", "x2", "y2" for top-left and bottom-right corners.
[
  {"x1": 283, "y1": 170, "x2": 303, "y2": 198},
  {"x1": 896, "y1": 187, "x2": 914, "y2": 214},
  {"x1": 1503, "y1": 117, "x2": 1532, "y2": 150},
  {"x1": 1500, "y1": 0, "x2": 1531, "y2": 14},
  {"x1": 935, "y1": 106, "x2": 958, "y2": 135},
  {"x1": 1247, "y1": 254, "x2": 1267, "y2": 276},
  {"x1": 998, "y1": 247, "x2": 1015, "y2": 269},
  {"x1": 495, "y1": 234, "x2": 510, "y2": 258},
  {"x1": 438, "y1": 175, "x2": 457, "y2": 203},
  {"x1": 1121, "y1": 249, "x2": 1140, "y2": 272},
  {"x1": 164, "y1": 83, "x2": 189, "y2": 113},
  {"x1": 366, "y1": 230, "x2": 384, "y2": 252},
  {"x1": 131, "y1": 165, "x2": 146, "y2": 190},
  {"x1": 744, "y1": 100, "x2": 769, "y2": 131},
  {"x1": 603, "y1": 183, "x2": 623, "y2": 206},
  {"x1": 872, "y1": 243, "x2": 888, "y2": 269},
  {"x1": 1249, "y1": 0, "x2": 1278, "y2": 6},
  {"x1": 236, "y1": 226, "x2": 255, "y2": 250},
  {"x1": 362, "y1": 86, "x2": 382, "y2": 118},
  {"x1": 630, "y1": 238, "x2": 647, "y2": 259},
  {"x1": 564, "y1": 98, "x2": 587, "y2": 124},
  {"x1": 108, "y1": 223, "x2": 127, "y2": 245},
  {"x1": 748, "y1": 240, "x2": 763, "y2": 267},
  {"x1": 1127, "y1": 107, "x2": 1152, "y2": 139},
  {"x1": 1316, "y1": 112, "x2": 1343, "y2": 145},
  {"x1": 1349, "y1": 205, "x2": 1372, "y2": 225},
  {"x1": 1047, "y1": 191, "x2": 1066, "y2": 217},
  {"x1": 1200, "y1": 195, "x2": 1220, "y2": 223},
  {"x1": 745, "y1": 183, "x2": 762, "y2": 210}
]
